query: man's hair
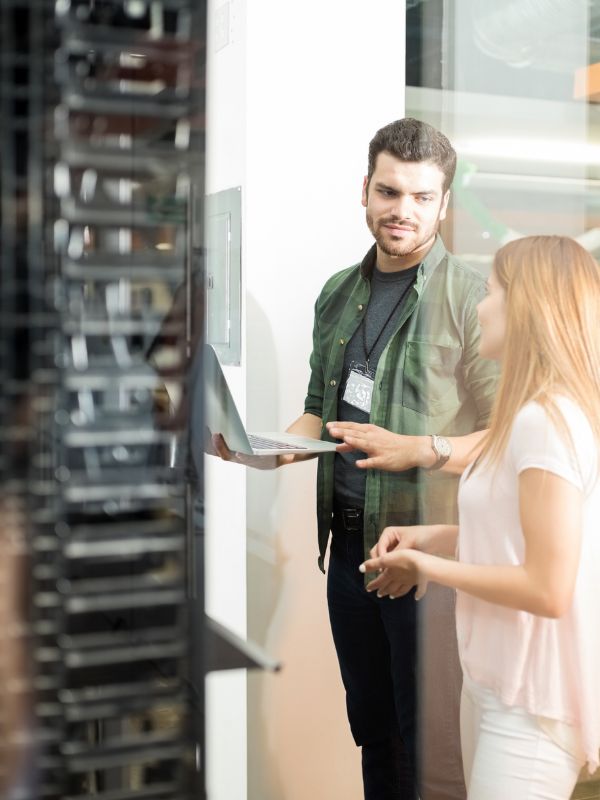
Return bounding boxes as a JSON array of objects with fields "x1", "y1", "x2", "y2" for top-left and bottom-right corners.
[{"x1": 367, "y1": 118, "x2": 457, "y2": 193}]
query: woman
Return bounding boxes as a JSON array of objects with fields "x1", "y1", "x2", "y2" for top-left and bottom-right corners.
[{"x1": 360, "y1": 235, "x2": 600, "y2": 799}]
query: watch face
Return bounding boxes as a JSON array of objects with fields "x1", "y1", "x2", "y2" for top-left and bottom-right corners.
[{"x1": 435, "y1": 436, "x2": 451, "y2": 458}]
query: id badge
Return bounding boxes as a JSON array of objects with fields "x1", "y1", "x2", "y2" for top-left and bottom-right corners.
[{"x1": 343, "y1": 362, "x2": 375, "y2": 413}]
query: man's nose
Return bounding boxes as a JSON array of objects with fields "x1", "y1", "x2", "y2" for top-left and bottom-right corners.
[{"x1": 390, "y1": 194, "x2": 414, "y2": 220}]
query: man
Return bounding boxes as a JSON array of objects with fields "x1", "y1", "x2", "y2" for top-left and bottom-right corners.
[{"x1": 213, "y1": 118, "x2": 498, "y2": 799}]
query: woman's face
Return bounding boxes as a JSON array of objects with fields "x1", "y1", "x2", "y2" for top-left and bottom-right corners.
[{"x1": 477, "y1": 268, "x2": 507, "y2": 361}]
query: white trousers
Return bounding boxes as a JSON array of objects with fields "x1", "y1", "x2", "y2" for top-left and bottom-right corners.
[{"x1": 460, "y1": 676, "x2": 582, "y2": 800}]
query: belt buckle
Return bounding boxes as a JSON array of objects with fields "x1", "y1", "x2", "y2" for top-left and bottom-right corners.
[{"x1": 342, "y1": 508, "x2": 362, "y2": 533}]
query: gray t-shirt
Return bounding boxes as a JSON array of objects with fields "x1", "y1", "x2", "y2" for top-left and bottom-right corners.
[{"x1": 334, "y1": 263, "x2": 419, "y2": 508}]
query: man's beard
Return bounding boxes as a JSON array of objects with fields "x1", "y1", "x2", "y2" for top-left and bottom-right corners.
[{"x1": 366, "y1": 212, "x2": 436, "y2": 257}]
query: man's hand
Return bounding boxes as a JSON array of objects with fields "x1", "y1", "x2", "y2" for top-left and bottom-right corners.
[
  {"x1": 327, "y1": 422, "x2": 488, "y2": 475},
  {"x1": 326, "y1": 421, "x2": 434, "y2": 471},
  {"x1": 205, "y1": 413, "x2": 323, "y2": 470},
  {"x1": 208, "y1": 432, "x2": 293, "y2": 470}
]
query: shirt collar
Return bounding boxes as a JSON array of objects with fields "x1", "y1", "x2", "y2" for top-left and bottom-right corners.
[{"x1": 359, "y1": 234, "x2": 448, "y2": 284}]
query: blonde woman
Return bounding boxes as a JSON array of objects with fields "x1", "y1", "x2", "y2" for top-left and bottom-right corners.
[{"x1": 360, "y1": 236, "x2": 600, "y2": 800}]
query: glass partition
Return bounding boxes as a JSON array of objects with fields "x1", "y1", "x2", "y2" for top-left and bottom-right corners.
[
  {"x1": 407, "y1": 2, "x2": 599, "y2": 796},
  {"x1": 407, "y1": 0, "x2": 598, "y2": 275}
]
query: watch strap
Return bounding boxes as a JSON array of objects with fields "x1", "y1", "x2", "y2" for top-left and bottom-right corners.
[{"x1": 429, "y1": 434, "x2": 451, "y2": 470}]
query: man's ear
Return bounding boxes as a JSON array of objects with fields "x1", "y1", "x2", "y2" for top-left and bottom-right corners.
[
  {"x1": 361, "y1": 176, "x2": 369, "y2": 208},
  {"x1": 439, "y1": 190, "x2": 450, "y2": 221}
]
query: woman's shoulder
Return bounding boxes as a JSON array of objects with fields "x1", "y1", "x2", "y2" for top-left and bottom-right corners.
[
  {"x1": 511, "y1": 397, "x2": 596, "y2": 486},
  {"x1": 515, "y1": 396, "x2": 591, "y2": 436}
]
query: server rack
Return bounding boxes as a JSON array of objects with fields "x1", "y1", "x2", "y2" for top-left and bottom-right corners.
[{"x1": 0, "y1": 1, "x2": 207, "y2": 797}]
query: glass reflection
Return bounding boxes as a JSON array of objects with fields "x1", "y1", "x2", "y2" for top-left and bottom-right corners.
[{"x1": 407, "y1": 0, "x2": 600, "y2": 795}]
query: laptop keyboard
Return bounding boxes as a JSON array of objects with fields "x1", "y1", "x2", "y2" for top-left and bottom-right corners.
[{"x1": 247, "y1": 434, "x2": 308, "y2": 451}]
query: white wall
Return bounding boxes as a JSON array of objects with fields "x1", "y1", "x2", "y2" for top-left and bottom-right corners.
[
  {"x1": 244, "y1": 6, "x2": 405, "y2": 796},
  {"x1": 205, "y1": 1, "x2": 248, "y2": 798},
  {"x1": 205, "y1": 1, "x2": 406, "y2": 798}
]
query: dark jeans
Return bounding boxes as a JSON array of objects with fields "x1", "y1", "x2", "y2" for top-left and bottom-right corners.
[
  {"x1": 327, "y1": 518, "x2": 467, "y2": 800},
  {"x1": 327, "y1": 522, "x2": 419, "y2": 800}
]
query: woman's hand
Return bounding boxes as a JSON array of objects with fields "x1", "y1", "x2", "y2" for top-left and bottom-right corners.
[
  {"x1": 363, "y1": 524, "x2": 455, "y2": 600},
  {"x1": 360, "y1": 548, "x2": 427, "y2": 600},
  {"x1": 371, "y1": 523, "x2": 458, "y2": 560},
  {"x1": 370, "y1": 525, "x2": 427, "y2": 558}
]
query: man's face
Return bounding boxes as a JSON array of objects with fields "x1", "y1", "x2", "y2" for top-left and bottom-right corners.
[{"x1": 362, "y1": 153, "x2": 450, "y2": 260}]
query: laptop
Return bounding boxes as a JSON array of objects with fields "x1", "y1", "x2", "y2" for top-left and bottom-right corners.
[{"x1": 204, "y1": 344, "x2": 338, "y2": 456}]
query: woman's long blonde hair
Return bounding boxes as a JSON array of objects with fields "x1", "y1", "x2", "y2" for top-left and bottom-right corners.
[{"x1": 471, "y1": 235, "x2": 600, "y2": 474}]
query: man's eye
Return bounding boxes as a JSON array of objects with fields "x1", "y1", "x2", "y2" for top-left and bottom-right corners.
[
  {"x1": 379, "y1": 189, "x2": 395, "y2": 197},
  {"x1": 416, "y1": 195, "x2": 432, "y2": 203}
]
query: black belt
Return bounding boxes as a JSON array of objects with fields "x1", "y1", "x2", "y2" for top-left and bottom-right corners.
[{"x1": 332, "y1": 507, "x2": 364, "y2": 533}]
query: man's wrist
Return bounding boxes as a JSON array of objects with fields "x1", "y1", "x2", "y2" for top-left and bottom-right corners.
[
  {"x1": 429, "y1": 434, "x2": 452, "y2": 469},
  {"x1": 416, "y1": 436, "x2": 438, "y2": 469}
]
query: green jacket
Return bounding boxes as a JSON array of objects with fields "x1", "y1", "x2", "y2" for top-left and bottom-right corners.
[{"x1": 304, "y1": 236, "x2": 499, "y2": 571}]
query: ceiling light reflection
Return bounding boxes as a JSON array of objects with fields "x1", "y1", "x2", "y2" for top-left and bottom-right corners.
[{"x1": 455, "y1": 137, "x2": 600, "y2": 165}]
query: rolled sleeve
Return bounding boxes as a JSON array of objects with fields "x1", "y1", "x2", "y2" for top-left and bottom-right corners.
[{"x1": 304, "y1": 297, "x2": 325, "y2": 417}]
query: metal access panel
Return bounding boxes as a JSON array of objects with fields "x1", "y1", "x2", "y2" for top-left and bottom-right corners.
[{"x1": 205, "y1": 186, "x2": 242, "y2": 365}]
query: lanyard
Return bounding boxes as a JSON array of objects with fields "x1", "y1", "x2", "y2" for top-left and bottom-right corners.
[{"x1": 361, "y1": 276, "x2": 416, "y2": 370}]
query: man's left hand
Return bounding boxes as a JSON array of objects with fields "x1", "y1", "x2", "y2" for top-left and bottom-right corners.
[{"x1": 326, "y1": 421, "x2": 434, "y2": 471}]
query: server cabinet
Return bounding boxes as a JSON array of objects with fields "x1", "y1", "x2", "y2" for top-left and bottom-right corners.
[{"x1": 0, "y1": 1, "x2": 207, "y2": 797}]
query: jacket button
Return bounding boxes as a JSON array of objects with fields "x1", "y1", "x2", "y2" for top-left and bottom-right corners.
[
  {"x1": 358, "y1": 304, "x2": 364, "y2": 311},
  {"x1": 339, "y1": 338, "x2": 345, "y2": 345},
  {"x1": 330, "y1": 379, "x2": 337, "y2": 387}
]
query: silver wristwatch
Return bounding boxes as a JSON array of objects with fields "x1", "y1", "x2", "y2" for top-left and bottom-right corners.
[{"x1": 429, "y1": 434, "x2": 452, "y2": 470}]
